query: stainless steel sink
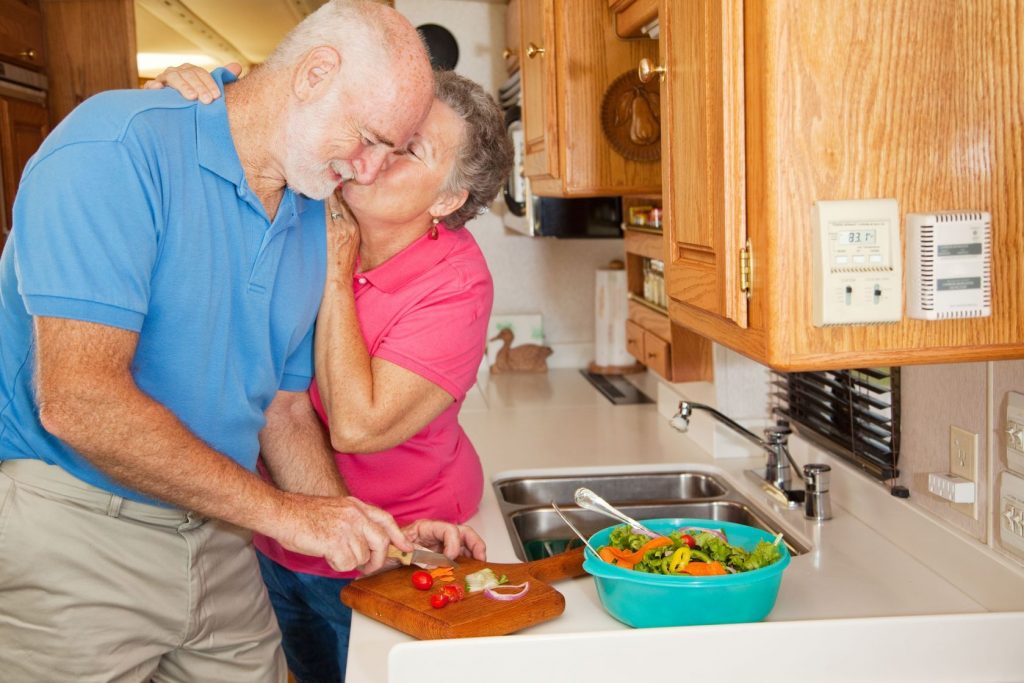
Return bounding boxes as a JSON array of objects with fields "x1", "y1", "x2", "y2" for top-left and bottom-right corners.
[
  {"x1": 492, "y1": 469, "x2": 809, "y2": 562},
  {"x1": 495, "y1": 471, "x2": 727, "y2": 506}
]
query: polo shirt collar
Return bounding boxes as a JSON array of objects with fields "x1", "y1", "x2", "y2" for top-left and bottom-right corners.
[
  {"x1": 195, "y1": 68, "x2": 244, "y2": 189},
  {"x1": 195, "y1": 68, "x2": 309, "y2": 222},
  {"x1": 359, "y1": 223, "x2": 459, "y2": 293}
]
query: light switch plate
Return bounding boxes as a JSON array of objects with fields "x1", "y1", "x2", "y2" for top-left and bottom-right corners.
[
  {"x1": 1007, "y1": 392, "x2": 1024, "y2": 476},
  {"x1": 998, "y1": 470, "x2": 1024, "y2": 562},
  {"x1": 950, "y1": 425, "x2": 979, "y2": 518}
]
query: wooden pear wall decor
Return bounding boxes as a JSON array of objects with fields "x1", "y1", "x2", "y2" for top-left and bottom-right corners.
[{"x1": 600, "y1": 70, "x2": 661, "y2": 163}]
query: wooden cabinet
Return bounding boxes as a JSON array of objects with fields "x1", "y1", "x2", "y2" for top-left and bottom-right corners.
[
  {"x1": 0, "y1": 87, "x2": 48, "y2": 255},
  {"x1": 0, "y1": 0, "x2": 46, "y2": 71},
  {"x1": 520, "y1": 0, "x2": 558, "y2": 181},
  {"x1": 519, "y1": 0, "x2": 661, "y2": 197},
  {"x1": 660, "y1": 0, "x2": 1024, "y2": 371},
  {"x1": 622, "y1": 196, "x2": 712, "y2": 382},
  {"x1": 40, "y1": 0, "x2": 138, "y2": 125}
]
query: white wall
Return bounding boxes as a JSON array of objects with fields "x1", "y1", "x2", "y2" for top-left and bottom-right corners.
[{"x1": 395, "y1": 0, "x2": 624, "y2": 365}]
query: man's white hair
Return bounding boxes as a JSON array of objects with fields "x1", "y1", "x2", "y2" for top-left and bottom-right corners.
[{"x1": 264, "y1": 0, "x2": 398, "y2": 71}]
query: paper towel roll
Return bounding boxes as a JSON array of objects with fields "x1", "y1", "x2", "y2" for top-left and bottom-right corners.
[{"x1": 594, "y1": 268, "x2": 634, "y2": 368}]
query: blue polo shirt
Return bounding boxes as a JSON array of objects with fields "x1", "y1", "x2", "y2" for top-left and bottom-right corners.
[{"x1": 0, "y1": 69, "x2": 327, "y2": 504}]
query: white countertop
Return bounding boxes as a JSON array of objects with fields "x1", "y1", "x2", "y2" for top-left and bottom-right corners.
[{"x1": 346, "y1": 371, "x2": 1024, "y2": 682}]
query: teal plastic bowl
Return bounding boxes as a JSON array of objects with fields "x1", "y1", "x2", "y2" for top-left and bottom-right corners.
[{"x1": 582, "y1": 517, "x2": 791, "y2": 628}]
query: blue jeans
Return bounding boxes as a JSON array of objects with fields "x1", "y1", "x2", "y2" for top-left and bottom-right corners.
[{"x1": 257, "y1": 551, "x2": 353, "y2": 683}]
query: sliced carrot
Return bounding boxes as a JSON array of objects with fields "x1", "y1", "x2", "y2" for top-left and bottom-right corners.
[
  {"x1": 598, "y1": 547, "x2": 617, "y2": 563},
  {"x1": 605, "y1": 537, "x2": 672, "y2": 565},
  {"x1": 682, "y1": 561, "x2": 727, "y2": 576},
  {"x1": 430, "y1": 567, "x2": 454, "y2": 579}
]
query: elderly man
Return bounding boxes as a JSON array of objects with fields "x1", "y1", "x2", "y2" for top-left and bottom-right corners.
[{"x1": 0, "y1": 2, "x2": 472, "y2": 681}]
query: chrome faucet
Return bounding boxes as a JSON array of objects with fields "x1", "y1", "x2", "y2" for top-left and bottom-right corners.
[{"x1": 672, "y1": 401, "x2": 832, "y2": 520}]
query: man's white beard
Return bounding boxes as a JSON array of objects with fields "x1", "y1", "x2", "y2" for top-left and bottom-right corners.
[{"x1": 282, "y1": 101, "x2": 352, "y2": 199}]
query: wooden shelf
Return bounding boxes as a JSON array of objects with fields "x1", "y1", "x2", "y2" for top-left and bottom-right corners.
[
  {"x1": 624, "y1": 224, "x2": 663, "y2": 236},
  {"x1": 628, "y1": 293, "x2": 668, "y2": 316}
]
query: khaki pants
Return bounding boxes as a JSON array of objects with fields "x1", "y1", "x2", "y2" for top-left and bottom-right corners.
[{"x1": 0, "y1": 459, "x2": 287, "y2": 683}]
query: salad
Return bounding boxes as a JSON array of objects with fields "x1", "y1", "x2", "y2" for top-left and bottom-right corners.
[{"x1": 597, "y1": 525, "x2": 782, "y2": 576}]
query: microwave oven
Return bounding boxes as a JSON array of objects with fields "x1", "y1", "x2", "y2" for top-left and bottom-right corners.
[{"x1": 502, "y1": 106, "x2": 623, "y2": 238}]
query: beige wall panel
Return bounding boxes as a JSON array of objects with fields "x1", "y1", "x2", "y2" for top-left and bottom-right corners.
[{"x1": 901, "y1": 363, "x2": 987, "y2": 541}]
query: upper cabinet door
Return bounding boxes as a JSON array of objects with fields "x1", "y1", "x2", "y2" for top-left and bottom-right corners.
[
  {"x1": 521, "y1": 0, "x2": 559, "y2": 181},
  {"x1": 0, "y1": 0, "x2": 46, "y2": 71},
  {"x1": 661, "y1": 0, "x2": 747, "y2": 328}
]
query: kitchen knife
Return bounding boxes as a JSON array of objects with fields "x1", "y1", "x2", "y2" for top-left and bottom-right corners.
[{"x1": 387, "y1": 545, "x2": 457, "y2": 568}]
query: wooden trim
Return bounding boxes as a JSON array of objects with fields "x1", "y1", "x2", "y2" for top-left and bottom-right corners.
[
  {"x1": 670, "y1": 323, "x2": 714, "y2": 382},
  {"x1": 613, "y1": 0, "x2": 657, "y2": 39}
]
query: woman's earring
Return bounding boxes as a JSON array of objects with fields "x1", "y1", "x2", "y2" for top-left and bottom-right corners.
[{"x1": 430, "y1": 217, "x2": 440, "y2": 240}]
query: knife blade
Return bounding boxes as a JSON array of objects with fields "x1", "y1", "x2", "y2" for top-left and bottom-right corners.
[{"x1": 387, "y1": 545, "x2": 457, "y2": 568}]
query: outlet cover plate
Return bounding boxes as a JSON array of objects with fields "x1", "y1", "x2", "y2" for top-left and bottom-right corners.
[{"x1": 950, "y1": 425, "x2": 979, "y2": 518}]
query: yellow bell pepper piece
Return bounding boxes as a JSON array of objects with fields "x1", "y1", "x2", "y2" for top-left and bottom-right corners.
[{"x1": 668, "y1": 545, "x2": 691, "y2": 573}]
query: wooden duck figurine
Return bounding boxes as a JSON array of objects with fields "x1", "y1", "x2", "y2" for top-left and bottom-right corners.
[{"x1": 489, "y1": 328, "x2": 553, "y2": 374}]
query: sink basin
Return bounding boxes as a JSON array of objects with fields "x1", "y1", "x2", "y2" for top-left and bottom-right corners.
[
  {"x1": 495, "y1": 471, "x2": 728, "y2": 506},
  {"x1": 492, "y1": 468, "x2": 809, "y2": 562}
]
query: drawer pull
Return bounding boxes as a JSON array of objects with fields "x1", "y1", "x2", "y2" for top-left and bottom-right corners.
[
  {"x1": 18, "y1": 49, "x2": 37, "y2": 61},
  {"x1": 526, "y1": 43, "x2": 546, "y2": 59}
]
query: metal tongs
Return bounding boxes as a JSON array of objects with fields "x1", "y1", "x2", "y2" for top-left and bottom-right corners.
[{"x1": 573, "y1": 487, "x2": 664, "y2": 539}]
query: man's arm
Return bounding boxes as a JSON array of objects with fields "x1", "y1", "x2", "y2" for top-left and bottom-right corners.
[
  {"x1": 259, "y1": 389, "x2": 348, "y2": 496},
  {"x1": 34, "y1": 316, "x2": 411, "y2": 571}
]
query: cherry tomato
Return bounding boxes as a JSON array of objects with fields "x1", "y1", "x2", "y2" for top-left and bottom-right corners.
[
  {"x1": 440, "y1": 584, "x2": 465, "y2": 603},
  {"x1": 410, "y1": 570, "x2": 433, "y2": 591},
  {"x1": 681, "y1": 534, "x2": 696, "y2": 549},
  {"x1": 429, "y1": 593, "x2": 450, "y2": 609}
]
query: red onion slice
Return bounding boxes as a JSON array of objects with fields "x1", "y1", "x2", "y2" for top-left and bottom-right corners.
[
  {"x1": 483, "y1": 582, "x2": 530, "y2": 601},
  {"x1": 680, "y1": 526, "x2": 728, "y2": 541}
]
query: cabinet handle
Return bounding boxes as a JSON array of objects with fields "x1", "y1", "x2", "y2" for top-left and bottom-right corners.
[
  {"x1": 502, "y1": 48, "x2": 515, "y2": 60},
  {"x1": 18, "y1": 48, "x2": 37, "y2": 61},
  {"x1": 526, "y1": 43, "x2": 546, "y2": 59},
  {"x1": 637, "y1": 58, "x2": 665, "y2": 83}
]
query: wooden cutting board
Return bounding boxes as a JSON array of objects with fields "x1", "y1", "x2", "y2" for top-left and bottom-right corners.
[{"x1": 340, "y1": 547, "x2": 586, "y2": 640}]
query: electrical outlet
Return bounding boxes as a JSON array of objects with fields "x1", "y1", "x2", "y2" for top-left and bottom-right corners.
[{"x1": 950, "y1": 425, "x2": 979, "y2": 518}]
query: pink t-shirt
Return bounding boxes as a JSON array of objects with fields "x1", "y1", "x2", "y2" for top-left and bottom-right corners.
[{"x1": 254, "y1": 225, "x2": 493, "y2": 578}]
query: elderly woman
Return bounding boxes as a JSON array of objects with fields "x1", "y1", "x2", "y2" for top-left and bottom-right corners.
[{"x1": 153, "y1": 65, "x2": 513, "y2": 682}]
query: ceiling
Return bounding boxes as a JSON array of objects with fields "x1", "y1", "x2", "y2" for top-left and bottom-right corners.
[
  {"x1": 135, "y1": 0, "x2": 323, "y2": 76},
  {"x1": 134, "y1": 0, "x2": 507, "y2": 78}
]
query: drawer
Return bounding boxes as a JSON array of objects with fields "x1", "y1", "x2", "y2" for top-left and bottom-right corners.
[
  {"x1": 642, "y1": 330, "x2": 671, "y2": 379},
  {"x1": 0, "y1": 0, "x2": 45, "y2": 70},
  {"x1": 625, "y1": 320, "x2": 645, "y2": 363}
]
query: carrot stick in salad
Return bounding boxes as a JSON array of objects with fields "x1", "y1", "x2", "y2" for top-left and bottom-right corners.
[
  {"x1": 598, "y1": 536, "x2": 670, "y2": 567},
  {"x1": 683, "y1": 561, "x2": 728, "y2": 576},
  {"x1": 615, "y1": 536, "x2": 672, "y2": 564}
]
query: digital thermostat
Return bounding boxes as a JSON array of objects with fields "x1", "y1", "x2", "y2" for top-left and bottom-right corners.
[
  {"x1": 906, "y1": 211, "x2": 991, "y2": 320},
  {"x1": 812, "y1": 199, "x2": 902, "y2": 326}
]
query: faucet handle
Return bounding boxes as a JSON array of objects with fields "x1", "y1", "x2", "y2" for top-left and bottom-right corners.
[
  {"x1": 763, "y1": 425, "x2": 791, "y2": 444},
  {"x1": 804, "y1": 463, "x2": 831, "y2": 492},
  {"x1": 803, "y1": 463, "x2": 833, "y2": 521}
]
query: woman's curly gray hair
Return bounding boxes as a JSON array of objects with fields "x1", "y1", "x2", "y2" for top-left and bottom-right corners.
[{"x1": 434, "y1": 71, "x2": 514, "y2": 229}]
